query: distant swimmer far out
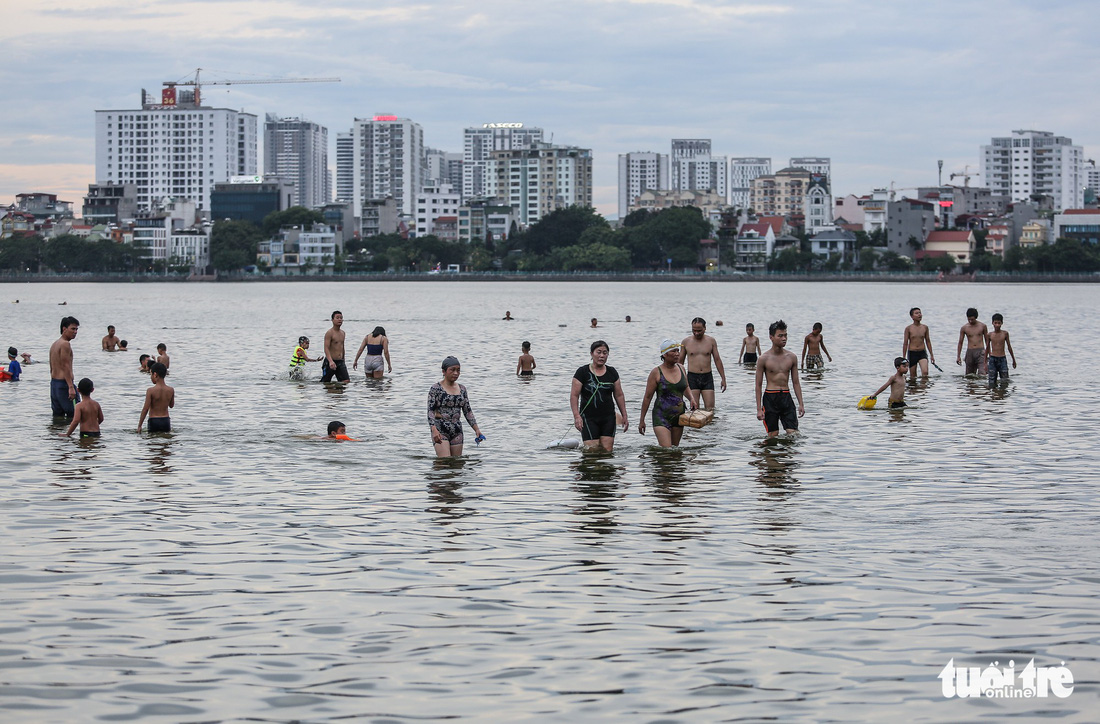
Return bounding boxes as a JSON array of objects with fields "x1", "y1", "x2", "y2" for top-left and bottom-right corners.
[
  {"x1": 868, "y1": 357, "x2": 910, "y2": 409},
  {"x1": 639, "y1": 338, "x2": 699, "y2": 447},
  {"x1": 591, "y1": 318, "x2": 599, "y2": 328},
  {"x1": 118, "y1": 340, "x2": 128, "y2": 351},
  {"x1": 956, "y1": 307, "x2": 989, "y2": 375},
  {"x1": 321, "y1": 311, "x2": 350, "y2": 384},
  {"x1": 49, "y1": 316, "x2": 80, "y2": 418},
  {"x1": 503, "y1": 311, "x2": 514, "y2": 320},
  {"x1": 138, "y1": 362, "x2": 174, "y2": 433},
  {"x1": 739, "y1": 323, "x2": 761, "y2": 365},
  {"x1": 63, "y1": 378, "x2": 103, "y2": 438},
  {"x1": 755, "y1": 320, "x2": 805, "y2": 437},
  {"x1": 802, "y1": 322, "x2": 832, "y2": 370},
  {"x1": 516, "y1": 341, "x2": 536, "y2": 377},
  {"x1": 902, "y1": 307, "x2": 936, "y2": 379},
  {"x1": 428, "y1": 356, "x2": 484, "y2": 457},
  {"x1": 289, "y1": 336, "x2": 321, "y2": 380},
  {"x1": 679, "y1": 317, "x2": 726, "y2": 409},
  {"x1": 570, "y1": 340, "x2": 628, "y2": 452},
  {"x1": 353, "y1": 326, "x2": 391, "y2": 379},
  {"x1": 139, "y1": 354, "x2": 152, "y2": 373},
  {"x1": 986, "y1": 313, "x2": 1016, "y2": 386}
]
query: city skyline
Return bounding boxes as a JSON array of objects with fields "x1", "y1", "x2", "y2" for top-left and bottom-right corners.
[{"x1": 3, "y1": 0, "x2": 1097, "y2": 218}]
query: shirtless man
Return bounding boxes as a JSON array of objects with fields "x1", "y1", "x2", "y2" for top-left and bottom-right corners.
[
  {"x1": 902, "y1": 307, "x2": 935, "y2": 379},
  {"x1": 679, "y1": 317, "x2": 727, "y2": 409},
  {"x1": 321, "y1": 310, "x2": 349, "y2": 384},
  {"x1": 956, "y1": 307, "x2": 989, "y2": 375},
  {"x1": 755, "y1": 320, "x2": 804, "y2": 437},
  {"x1": 49, "y1": 316, "x2": 80, "y2": 418},
  {"x1": 801, "y1": 322, "x2": 832, "y2": 370},
  {"x1": 137, "y1": 362, "x2": 175, "y2": 433},
  {"x1": 101, "y1": 325, "x2": 119, "y2": 351}
]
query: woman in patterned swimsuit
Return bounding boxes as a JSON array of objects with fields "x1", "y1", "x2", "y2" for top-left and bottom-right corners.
[
  {"x1": 638, "y1": 339, "x2": 699, "y2": 447},
  {"x1": 428, "y1": 355, "x2": 483, "y2": 457}
]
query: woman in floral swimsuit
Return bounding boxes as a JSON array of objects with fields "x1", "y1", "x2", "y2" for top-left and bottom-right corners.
[{"x1": 428, "y1": 355, "x2": 483, "y2": 457}]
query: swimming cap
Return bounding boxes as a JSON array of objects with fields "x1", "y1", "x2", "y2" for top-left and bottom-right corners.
[
  {"x1": 442, "y1": 356, "x2": 460, "y2": 370},
  {"x1": 660, "y1": 339, "x2": 680, "y2": 356}
]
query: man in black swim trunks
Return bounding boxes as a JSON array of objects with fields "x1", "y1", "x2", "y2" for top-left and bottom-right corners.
[
  {"x1": 755, "y1": 320, "x2": 805, "y2": 437},
  {"x1": 321, "y1": 310, "x2": 350, "y2": 384},
  {"x1": 680, "y1": 317, "x2": 727, "y2": 410}
]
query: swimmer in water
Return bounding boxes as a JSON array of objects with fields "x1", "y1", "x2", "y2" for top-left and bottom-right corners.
[
  {"x1": 739, "y1": 323, "x2": 761, "y2": 365},
  {"x1": 101, "y1": 325, "x2": 120, "y2": 351},
  {"x1": 156, "y1": 343, "x2": 170, "y2": 369},
  {"x1": 352, "y1": 326, "x2": 391, "y2": 379},
  {"x1": 63, "y1": 378, "x2": 103, "y2": 438},
  {"x1": 137, "y1": 362, "x2": 174, "y2": 433},
  {"x1": 428, "y1": 356, "x2": 484, "y2": 457},
  {"x1": 516, "y1": 341, "x2": 536, "y2": 377},
  {"x1": 326, "y1": 420, "x2": 358, "y2": 441},
  {"x1": 289, "y1": 336, "x2": 321, "y2": 380}
]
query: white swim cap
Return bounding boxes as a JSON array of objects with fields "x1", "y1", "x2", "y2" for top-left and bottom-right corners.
[{"x1": 660, "y1": 339, "x2": 680, "y2": 356}]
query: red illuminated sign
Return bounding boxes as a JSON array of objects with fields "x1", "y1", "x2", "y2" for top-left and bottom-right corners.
[
  {"x1": 161, "y1": 87, "x2": 177, "y2": 106},
  {"x1": 373, "y1": 115, "x2": 399, "y2": 122},
  {"x1": 939, "y1": 201, "x2": 954, "y2": 207}
]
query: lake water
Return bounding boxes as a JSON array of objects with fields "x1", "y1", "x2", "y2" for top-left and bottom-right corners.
[{"x1": 1, "y1": 281, "x2": 1098, "y2": 722}]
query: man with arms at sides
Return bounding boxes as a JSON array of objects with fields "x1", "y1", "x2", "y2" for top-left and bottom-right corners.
[{"x1": 755, "y1": 320, "x2": 804, "y2": 437}]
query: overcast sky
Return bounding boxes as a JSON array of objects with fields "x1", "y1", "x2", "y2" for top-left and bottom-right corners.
[{"x1": 2, "y1": 0, "x2": 1097, "y2": 217}]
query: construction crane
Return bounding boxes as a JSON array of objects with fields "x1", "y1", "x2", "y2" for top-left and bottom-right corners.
[
  {"x1": 159, "y1": 68, "x2": 340, "y2": 107},
  {"x1": 949, "y1": 165, "x2": 974, "y2": 188}
]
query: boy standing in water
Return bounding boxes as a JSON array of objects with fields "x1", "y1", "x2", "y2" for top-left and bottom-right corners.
[
  {"x1": 801, "y1": 322, "x2": 832, "y2": 370},
  {"x1": 902, "y1": 307, "x2": 935, "y2": 379},
  {"x1": 755, "y1": 320, "x2": 805, "y2": 437},
  {"x1": 739, "y1": 323, "x2": 761, "y2": 365},
  {"x1": 156, "y1": 343, "x2": 170, "y2": 369},
  {"x1": 956, "y1": 307, "x2": 989, "y2": 375},
  {"x1": 64, "y1": 378, "x2": 103, "y2": 438},
  {"x1": 138, "y1": 362, "x2": 174, "y2": 433},
  {"x1": 986, "y1": 313, "x2": 1016, "y2": 386},
  {"x1": 868, "y1": 358, "x2": 910, "y2": 409},
  {"x1": 516, "y1": 341, "x2": 536, "y2": 377}
]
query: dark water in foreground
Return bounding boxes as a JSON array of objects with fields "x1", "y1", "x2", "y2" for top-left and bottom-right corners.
[{"x1": 1, "y1": 281, "x2": 1097, "y2": 722}]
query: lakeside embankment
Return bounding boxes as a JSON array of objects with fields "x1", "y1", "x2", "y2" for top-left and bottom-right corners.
[{"x1": 2, "y1": 271, "x2": 1098, "y2": 283}]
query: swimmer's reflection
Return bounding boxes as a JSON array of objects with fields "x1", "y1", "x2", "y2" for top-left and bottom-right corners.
[
  {"x1": 145, "y1": 436, "x2": 175, "y2": 475},
  {"x1": 51, "y1": 439, "x2": 98, "y2": 482},
  {"x1": 988, "y1": 381, "x2": 1013, "y2": 401},
  {"x1": 748, "y1": 439, "x2": 800, "y2": 554},
  {"x1": 426, "y1": 458, "x2": 477, "y2": 522},
  {"x1": 323, "y1": 382, "x2": 348, "y2": 397},
  {"x1": 644, "y1": 448, "x2": 706, "y2": 541},
  {"x1": 570, "y1": 450, "x2": 625, "y2": 536}
]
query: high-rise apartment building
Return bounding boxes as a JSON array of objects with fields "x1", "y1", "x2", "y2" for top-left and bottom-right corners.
[
  {"x1": 617, "y1": 152, "x2": 669, "y2": 218},
  {"x1": 464, "y1": 124, "x2": 544, "y2": 200},
  {"x1": 335, "y1": 132, "x2": 354, "y2": 203},
  {"x1": 95, "y1": 87, "x2": 257, "y2": 214},
  {"x1": 670, "y1": 139, "x2": 727, "y2": 200},
  {"x1": 1085, "y1": 159, "x2": 1099, "y2": 195},
  {"x1": 730, "y1": 158, "x2": 771, "y2": 211},
  {"x1": 489, "y1": 143, "x2": 592, "y2": 226},
  {"x1": 426, "y1": 148, "x2": 464, "y2": 197},
  {"x1": 789, "y1": 157, "x2": 831, "y2": 179},
  {"x1": 263, "y1": 114, "x2": 329, "y2": 208},
  {"x1": 341, "y1": 115, "x2": 425, "y2": 219},
  {"x1": 979, "y1": 130, "x2": 1084, "y2": 211}
]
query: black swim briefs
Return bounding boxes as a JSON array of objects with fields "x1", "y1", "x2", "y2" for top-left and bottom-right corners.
[
  {"x1": 580, "y1": 415, "x2": 616, "y2": 441},
  {"x1": 321, "y1": 359, "x2": 350, "y2": 383},
  {"x1": 907, "y1": 349, "x2": 928, "y2": 368},
  {"x1": 687, "y1": 371, "x2": 714, "y2": 391}
]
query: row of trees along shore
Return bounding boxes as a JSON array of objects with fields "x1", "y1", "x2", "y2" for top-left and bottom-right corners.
[{"x1": 2, "y1": 205, "x2": 1099, "y2": 275}]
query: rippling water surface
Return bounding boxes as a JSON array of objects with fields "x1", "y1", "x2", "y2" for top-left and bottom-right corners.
[{"x1": 1, "y1": 281, "x2": 1098, "y2": 722}]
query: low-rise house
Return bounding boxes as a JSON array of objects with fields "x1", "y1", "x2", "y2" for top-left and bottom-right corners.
[
  {"x1": 734, "y1": 222, "x2": 776, "y2": 273},
  {"x1": 921, "y1": 230, "x2": 974, "y2": 267}
]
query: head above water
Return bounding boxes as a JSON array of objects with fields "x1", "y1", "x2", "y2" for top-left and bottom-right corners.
[
  {"x1": 894, "y1": 357, "x2": 909, "y2": 370},
  {"x1": 107, "y1": 325, "x2": 115, "y2": 333},
  {"x1": 441, "y1": 355, "x2": 460, "y2": 371},
  {"x1": 746, "y1": 323, "x2": 755, "y2": 332},
  {"x1": 813, "y1": 322, "x2": 822, "y2": 332},
  {"x1": 150, "y1": 362, "x2": 168, "y2": 379},
  {"x1": 590, "y1": 340, "x2": 608, "y2": 355},
  {"x1": 966, "y1": 307, "x2": 978, "y2": 319},
  {"x1": 157, "y1": 343, "x2": 166, "y2": 352},
  {"x1": 78, "y1": 377, "x2": 94, "y2": 396},
  {"x1": 769, "y1": 320, "x2": 787, "y2": 338},
  {"x1": 119, "y1": 340, "x2": 128, "y2": 349},
  {"x1": 909, "y1": 307, "x2": 921, "y2": 319},
  {"x1": 60, "y1": 316, "x2": 79, "y2": 335},
  {"x1": 7, "y1": 346, "x2": 16, "y2": 358},
  {"x1": 298, "y1": 336, "x2": 309, "y2": 346},
  {"x1": 660, "y1": 338, "x2": 680, "y2": 357},
  {"x1": 521, "y1": 341, "x2": 531, "y2": 351},
  {"x1": 331, "y1": 310, "x2": 342, "y2": 321},
  {"x1": 371, "y1": 326, "x2": 386, "y2": 338},
  {"x1": 992, "y1": 313, "x2": 1004, "y2": 323},
  {"x1": 327, "y1": 420, "x2": 345, "y2": 435}
]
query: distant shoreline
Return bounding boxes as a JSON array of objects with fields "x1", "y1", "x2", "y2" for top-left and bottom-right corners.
[{"x1": 1, "y1": 272, "x2": 1097, "y2": 284}]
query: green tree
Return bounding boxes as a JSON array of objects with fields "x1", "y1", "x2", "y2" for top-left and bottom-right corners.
[
  {"x1": 522, "y1": 206, "x2": 608, "y2": 256},
  {"x1": 768, "y1": 247, "x2": 815, "y2": 272},
  {"x1": 261, "y1": 206, "x2": 324, "y2": 237},
  {"x1": 210, "y1": 220, "x2": 262, "y2": 271},
  {"x1": 621, "y1": 208, "x2": 653, "y2": 228},
  {"x1": 0, "y1": 234, "x2": 45, "y2": 272},
  {"x1": 920, "y1": 255, "x2": 956, "y2": 273}
]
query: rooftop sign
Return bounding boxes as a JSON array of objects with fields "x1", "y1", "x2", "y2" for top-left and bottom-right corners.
[{"x1": 483, "y1": 123, "x2": 524, "y2": 129}]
